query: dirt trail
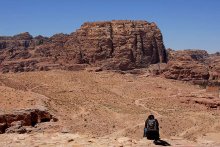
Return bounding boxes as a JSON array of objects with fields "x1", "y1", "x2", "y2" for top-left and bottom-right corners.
[
  {"x1": 27, "y1": 89, "x2": 49, "y2": 110},
  {"x1": 71, "y1": 106, "x2": 89, "y2": 119},
  {"x1": 135, "y1": 98, "x2": 162, "y2": 117},
  {"x1": 0, "y1": 71, "x2": 220, "y2": 146}
]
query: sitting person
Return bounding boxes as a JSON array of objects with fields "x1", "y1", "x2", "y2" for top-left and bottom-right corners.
[{"x1": 143, "y1": 114, "x2": 160, "y2": 140}]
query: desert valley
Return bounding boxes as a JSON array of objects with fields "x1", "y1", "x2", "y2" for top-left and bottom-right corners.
[{"x1": 0, "y1": 20, "x2": 219, "y2": 146}]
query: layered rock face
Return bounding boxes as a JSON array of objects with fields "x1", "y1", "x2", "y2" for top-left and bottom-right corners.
[
  {"x1": 0, "y1": 109, "x2": 55, "y2": 134},
  {"x1": 163, "y1": 49, "x2": 220, "y2": 86},
  {"x1": 65, "y1": 20, "x2": 167, "y2": 70},
  {"x1": 207, "y1": 53, "x2": 220, "y2": 83},
  {"x1": 0, "y1": 32, "x2": 69, "y2": 73},
  {"x1": 0, "y1": 20, "x2": 218, "y2": 86},
  {"x1": 0, "y1": 20, "x2": 167, "y2": 72}
]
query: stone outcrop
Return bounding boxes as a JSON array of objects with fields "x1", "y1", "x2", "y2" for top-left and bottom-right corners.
[
  {"x1": 0, "y1": 109, "x2": 55, "y2": 134},
  {"x1": 182, "y1": 94, "x2": 220, "y2": 109},
  {"x1": 167, "y1": 49, "x2": 209, "y2": 62},
  {"x1": 163, "y1": 49, "x2": 220, "y2": 86},
  {"x1": 207, "y1": 53, "x2": 220, "y2": 85},
  {"x1": 65, "y1": 20, "x2": 167, "y2": 70},
  {"x1": 0, "y1": 20, "x2": 167, "y2": 72},
  {"x1": 0, "y1": 20, "x2": 219, "y2": 87},
  {"x1": 5, "y1": 121, "x2": 27, "y2": 134}
]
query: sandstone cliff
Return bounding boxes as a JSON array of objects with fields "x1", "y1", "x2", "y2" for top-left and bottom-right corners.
[
  {"x1": 163, "y1": 49, "x2": 219, "y2": 86},
  {"x1": 0, "y1": 20, "x2": 219, "y2": 86},
  {"x1": 0, "y1": 20, "x2": 167, "y2": 72}
]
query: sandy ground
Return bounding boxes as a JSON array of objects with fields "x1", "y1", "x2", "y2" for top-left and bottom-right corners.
[{"x1": 0, "y1": 70, "x2": 220, "y2": 146}]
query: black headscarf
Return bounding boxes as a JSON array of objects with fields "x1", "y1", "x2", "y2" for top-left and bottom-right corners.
[{"x1": 148, "y1": 115, "x2": 154, "y2": 119}]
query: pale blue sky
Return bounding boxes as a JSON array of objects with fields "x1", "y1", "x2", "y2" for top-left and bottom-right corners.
[{"x1": 0, "y1": 0, "x2": 219, "y2": 53}]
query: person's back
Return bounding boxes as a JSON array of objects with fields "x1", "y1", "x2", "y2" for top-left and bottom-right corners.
[{"x1": 143, "y1": 115, "x2": 160, "y2": 140}]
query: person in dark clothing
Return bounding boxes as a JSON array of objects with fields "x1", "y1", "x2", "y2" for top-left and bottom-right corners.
[{"x1": 143, "y1": 115, "x2": 160, "y2": 140}]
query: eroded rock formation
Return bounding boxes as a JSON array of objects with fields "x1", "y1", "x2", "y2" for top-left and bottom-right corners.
[
  {"x1": 65, "y1": 20, "x2": 167, "y2": 70},
  {"x1": 0, "y1": 20, "x2": 219, "y2": 86},
  {"x1": 0, "y1": 20, "x2": 167, "y2": 72},
  {"x1": 163, "y1": 49, "x2": 220, "y2": 86},
  {"x1": 0, "y1": 109, "x2": 55, "y2": 134}
]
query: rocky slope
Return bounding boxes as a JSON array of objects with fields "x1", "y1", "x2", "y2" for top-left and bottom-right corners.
[
  {"x1": 163, "y1": 49, "x2": 220, "y2": 86},
  {"x1": 0, "y1": 70, "x2": 220, "y2": 146},
  {"x1": 0, "y1": 20, "x2": 167, "y2": 72}
]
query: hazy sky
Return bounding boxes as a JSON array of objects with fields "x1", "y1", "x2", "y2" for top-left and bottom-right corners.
[{"x1": 0, "y1": 0, "x2": 219, "y2": 53}]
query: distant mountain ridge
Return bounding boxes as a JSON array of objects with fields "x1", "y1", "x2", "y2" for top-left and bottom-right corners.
[
  {"x1": 0, "y1": 20, "x2": 167, "y2": 72},
  {"x1": 0, "y1": 20, "x2": 219, "y2": 86}
]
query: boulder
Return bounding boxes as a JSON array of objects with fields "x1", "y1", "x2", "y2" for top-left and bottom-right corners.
[
  {"x1": 5, "y1": 121, "x2": 26, "y2": 134},
  {"x1": 0, "y1": 109, "x2": 56, "y2": 134}
]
